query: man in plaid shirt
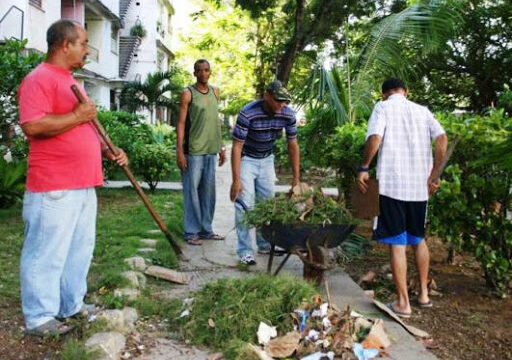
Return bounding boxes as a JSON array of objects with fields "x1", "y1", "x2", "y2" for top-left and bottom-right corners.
[{"x1": 358, "y1": 78, "x2": 448, "y2": 318}]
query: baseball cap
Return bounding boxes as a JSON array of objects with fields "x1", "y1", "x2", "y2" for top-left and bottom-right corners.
[{"x1": 266, "y1": 80, "x2": 291, "y2": 102}]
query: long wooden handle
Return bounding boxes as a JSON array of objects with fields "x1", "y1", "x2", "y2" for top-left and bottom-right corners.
[{"x1": 71, "y1": 85, "x2": 182, "y2": 255}]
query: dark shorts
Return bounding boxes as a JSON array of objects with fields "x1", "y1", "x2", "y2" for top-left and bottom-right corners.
[{"x1": 374, "y1": 195, "x2": 427, "y2": 246}]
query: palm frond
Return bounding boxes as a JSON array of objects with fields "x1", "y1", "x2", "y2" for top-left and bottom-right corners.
[{"x1": 355, "y1": 0, "x2": 461, "y2": 86}]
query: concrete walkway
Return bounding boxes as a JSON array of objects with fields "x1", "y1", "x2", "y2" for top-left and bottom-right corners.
[{"x1": 105, "y1": 160, "x2": 436, "y2": 360}]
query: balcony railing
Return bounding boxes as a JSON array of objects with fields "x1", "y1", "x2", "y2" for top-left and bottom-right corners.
[
  {"x1": 0, "y1": 5, "x2": 24, "y2": 40},
  {"x1": 88, "y1": 45, "x2": 99, "y2": 62},
  {"x1": 29, "y1": 0, "x2": 42, "y2": 8}
]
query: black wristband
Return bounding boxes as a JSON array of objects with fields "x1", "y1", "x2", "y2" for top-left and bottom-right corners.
[{"x1": 357, "y1": 166, "x2": 369, "y2": 173}]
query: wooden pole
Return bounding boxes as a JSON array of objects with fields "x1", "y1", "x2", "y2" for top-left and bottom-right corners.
[{"x1": 71, "y1": 85, "x2": 182, "y2": 255}]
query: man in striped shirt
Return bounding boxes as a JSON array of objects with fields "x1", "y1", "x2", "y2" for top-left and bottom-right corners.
[{"x1": 230, "y1": 80, "x2": 301, "y2": 265}]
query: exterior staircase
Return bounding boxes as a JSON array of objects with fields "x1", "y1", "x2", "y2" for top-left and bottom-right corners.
[
  {"x1": 119, "y1": 36, "x2": 141, "y2": 78},
  {"x1": 119, "y1": 0, "x2": 133, "y2": 21}
]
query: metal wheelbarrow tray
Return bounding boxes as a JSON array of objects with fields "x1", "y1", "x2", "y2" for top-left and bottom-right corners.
[{"x1": 259, "y1": 222, "x2": 356, "y2": 278}]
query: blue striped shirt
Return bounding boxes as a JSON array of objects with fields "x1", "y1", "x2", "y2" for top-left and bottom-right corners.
[{"x1": 232, "y1": 100, "x2": 297, "y2": 159}]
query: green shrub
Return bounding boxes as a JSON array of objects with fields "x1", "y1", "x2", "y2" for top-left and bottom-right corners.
[
  {"x1": 429, "y1": 110, "x2": 512, "y2": 295},
  {"x1": 287, "y1": 109, "x2": 367, "y2": 201},
  {"x1": 0, "y1": 158, "x2": 26, "y2": 208},
  {"x1": 97, "y1": 110, "x2": 152, "y2": 178},
  {"x1": 131, "y1": 142, "x2": 173, "y2": 192}
]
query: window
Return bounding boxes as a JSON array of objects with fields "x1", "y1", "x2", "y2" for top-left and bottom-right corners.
[
  {"x1": 29, "y1": 0, "x2": 42, "y2": 8},
  {"x1": 111, "y1": 25, "x2": 118, "y2": 54},
  {"x1": 157, "y1": 50, "x2": 165, "y2": 71}
]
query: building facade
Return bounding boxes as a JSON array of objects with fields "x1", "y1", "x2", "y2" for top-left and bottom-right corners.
[{"x1": 0, "y1": 0, "x2": 174, "y2": 123}]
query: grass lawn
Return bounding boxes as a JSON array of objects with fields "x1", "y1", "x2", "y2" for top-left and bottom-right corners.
[{"x1": 0, "y1": 187, "x2": 184, "y2": 360}]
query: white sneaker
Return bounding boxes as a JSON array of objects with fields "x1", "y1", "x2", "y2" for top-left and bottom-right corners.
[{"x1": 239, "y1": 254, "x2": 256, "y2": 265}]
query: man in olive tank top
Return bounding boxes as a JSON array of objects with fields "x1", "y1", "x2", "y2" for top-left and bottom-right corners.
[{"x1": 176, "y1": 59, "x2": 226, "y2": 245}]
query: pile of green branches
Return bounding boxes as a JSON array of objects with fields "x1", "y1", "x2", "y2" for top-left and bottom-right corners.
[
  {"x1": 171, "y1": 275, "x2": 318, "y2": 360},
  {"x1": 244, "y1": 190, "x2": 355, "y2": 228}
]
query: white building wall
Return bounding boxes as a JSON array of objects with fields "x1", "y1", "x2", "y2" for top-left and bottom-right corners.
[
  {"x1": 121, "y1": 0, "x2": 158, "y2": 83},
  {"x1": 0, "y1": 0, "x2": 60, "y2": 53},
  {"x1": 84, "y1": 18, "x2": 118, "y2": 80},
  {"x1": 99, "y1": 0, "x2": 119, "y2": 17}
]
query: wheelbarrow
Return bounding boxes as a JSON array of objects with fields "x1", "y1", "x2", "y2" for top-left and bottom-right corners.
[{"x1": 259, "y1": 222, "x2": 356, "y2": 284}]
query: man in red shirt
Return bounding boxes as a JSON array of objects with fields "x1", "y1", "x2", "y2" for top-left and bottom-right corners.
[{"x1": 18, "y1": 19, "x2": 127, "y2": 336}]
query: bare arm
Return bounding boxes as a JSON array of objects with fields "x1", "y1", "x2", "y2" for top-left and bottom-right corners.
[
  {"x1": 230, "y1": 139, "x2": 244, "y2": 201},
  {"x1": 361, "y1": 135, "x2": 382, "y2": 168},
  {"x1": 21, "y1": 102, "x2": 96, "y2": 138},
  {"x1": 357, "y1": 135, "x2": 382, "y2": 193},
  {"x1": 428, "y1": 133, "x2": 448, "y2": 195},
  {"x1": 176, "y1": 89, "x2": 191, "y2": 171},
  {"x1": 287, "y1": 139, "x2": 301, "y2": 186}
]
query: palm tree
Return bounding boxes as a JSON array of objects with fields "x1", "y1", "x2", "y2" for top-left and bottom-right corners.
[
  {"x1": 296, "y1": 0, "x2": 462, "y2": 125},
  {"x1": 121, "y1": 70, "x2": 182, "y2": 123}
]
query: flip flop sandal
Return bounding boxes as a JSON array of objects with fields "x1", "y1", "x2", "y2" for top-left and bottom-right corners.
[
  {"x1": 386, "y1": 302, "x2": 412, "y2": 319},
  {"x1": 186, "y1": 237, "x2": 203, "y2": 246},
  {"x1": 202, "y1": 234, "x2": 225, "y2": 241},
  {"x1": 26, "y1": 319, "x2": 74, "y2": 337},
  {"x1": 416, "y1": 299, "x2": 433, "y2": 308}
]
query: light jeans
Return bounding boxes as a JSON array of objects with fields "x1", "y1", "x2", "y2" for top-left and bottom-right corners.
[
  {"x1": 181, "y1": 154, "x2": 217, "y2": 239},
  {"x1": 235, "y1": 155, "x2": 276, "y2": 258},
  {"x1": 20, "y1": 188, "x2": 97, "y2": 330}
]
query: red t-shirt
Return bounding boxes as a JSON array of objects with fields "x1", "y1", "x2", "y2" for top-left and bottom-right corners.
[{"x1": 18, "y1": 62, "x2": 103, "y2": 192}]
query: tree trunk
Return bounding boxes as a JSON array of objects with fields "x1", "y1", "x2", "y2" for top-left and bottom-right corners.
[{"x1": 276, "y1": 0, "x2": 306, "y2": 85}]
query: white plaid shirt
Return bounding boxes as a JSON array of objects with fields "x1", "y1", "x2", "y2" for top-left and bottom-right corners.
[{"x1": 366, "y1": 93, "x2": 445, "y2": 201}]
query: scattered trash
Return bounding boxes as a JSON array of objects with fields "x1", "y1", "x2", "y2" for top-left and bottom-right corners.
[
  {"x1": 248, "y1": 297, "x2": 388, "y2": 359},
  {"x1": 361, "y1": 319, "x2": 391, "y2": 349},
  {"x1": 248, "y1": 343, "x2": 275, "y2": 360},
  {"x1": 359, "y1": 271, "x2": 376, "y2": 285},
  {"x1": 265, "y1": 331, "x2": 301, "y2": 358},
  {"x1": 257, "y1": 322, "x2": 277, "y2": 345},
  {"x1": 179, "y1": 310, "x2": 190, "y2": 318},
  {"x1": 299, "y1": 310, "x2": 309, "y2": 332},
  {"x1": 300, "y1": 351, "x2": 335, "y2": 360},
  {"x1": 364, "y1": 290, "x2": 375, "y2": 298},
  {"x1": 208, "y1": 318, "x2": 215, "y2": 328},
  {"x1": 353, "y1": 342, "x2": 379, "y2": 360},
  {"x1": 306, "y1": 329, "x2": 320, "y2": 341},
  {"x1": 183, "y1": 297, "x2": 195, "y2": 306}
]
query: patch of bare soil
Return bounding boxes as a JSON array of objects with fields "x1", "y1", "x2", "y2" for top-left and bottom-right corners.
[
  {"x1": 0, "y1": 306, "x2": 63, "y2": 360},
  {"x1": 343, "y1": 235, "x2": 512, "y2": 360}
]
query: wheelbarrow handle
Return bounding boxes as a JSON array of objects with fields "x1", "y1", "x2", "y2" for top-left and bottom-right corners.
[{"x1": 234, "y1": 198, "x2": 249, "y2": 211}]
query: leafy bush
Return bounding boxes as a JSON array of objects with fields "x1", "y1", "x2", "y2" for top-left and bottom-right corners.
[
  {"x1": 322, "y1": 122, "x2": 367, "y2": 201},
  {"x1": 429, "y1": 110, "x2": 512, "y2": 295},
  {"x1": 0, "y1": 158, "x2": 26, "y2": 208},
  {"x1": 131, "y1": 142, "x2": 173, "y2": 192},
  {"x1": 0, "y1": 39, "x2": 43, "y2": 160},
  {"x1": 294, "y1": 111, "x2": 367, "y2": 201},
  {"x1": 273, "y1": 126, "x2": 312, "y2": 173},
  {"x1": 97, "y1": 110, "x2": 152, "y2": 178}
]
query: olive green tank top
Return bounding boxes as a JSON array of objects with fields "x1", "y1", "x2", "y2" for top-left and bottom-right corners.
[{"x1": 184, "y1": 85, "x2": 221, "y2": 155}]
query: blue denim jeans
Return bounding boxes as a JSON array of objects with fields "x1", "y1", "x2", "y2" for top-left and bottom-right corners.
[
  {"x1": 235, "y1": 155, "x2": 276, "y2": 258},
  {"x1": 20, "y1": 188, "x2": 97, "y2": 330},
  {"x1": 181, "y1": 154, "x2": 217, "y2": 239}
]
